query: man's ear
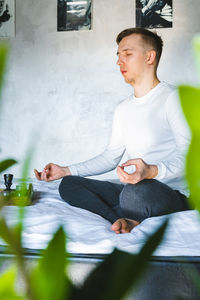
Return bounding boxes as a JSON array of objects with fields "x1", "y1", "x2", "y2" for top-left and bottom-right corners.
[{"x1": 146, "y1": 50, "x2": 157, "y2": 65}]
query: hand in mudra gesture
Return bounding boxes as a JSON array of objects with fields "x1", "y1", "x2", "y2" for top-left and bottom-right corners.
[
  {"x1": 34, "y1": 163, "x2": 71, "y2": 182},
  {"x1": 117, "y1": 158, "x2": 158, "y2": 184}
]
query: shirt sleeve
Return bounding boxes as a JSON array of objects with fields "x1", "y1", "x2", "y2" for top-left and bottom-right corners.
[
  {"x1": 154, "y1": 90, "x2": 191, "y2": 181},
  {"x1": 68, "y1": 105, "x2": 126, "y2": 177}
]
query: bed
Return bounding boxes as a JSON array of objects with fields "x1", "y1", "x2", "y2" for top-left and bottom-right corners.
[{"x1": 1, "y1": 178, "x2": 200, "y2": 299}]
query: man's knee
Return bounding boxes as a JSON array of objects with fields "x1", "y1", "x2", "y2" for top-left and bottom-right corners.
[
  {"x1": 119, "y1": 179, "x2": 157, "y2": 221},
  {"x1": 120, "y1": 179, "x2": 154, "y2": 206},
  {"x1": 59, "y1": 175, "x2": 81, "y2": 203}
]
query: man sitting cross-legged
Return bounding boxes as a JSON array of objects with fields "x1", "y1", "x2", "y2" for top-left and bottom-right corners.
[{"x1": 35, "y1": 28, "x2": 191, "y2": 234}]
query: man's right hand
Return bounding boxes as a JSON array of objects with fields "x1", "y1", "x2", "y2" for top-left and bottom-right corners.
[{"x1": 34, "y1": 163, "x2": 71, "y2": 182}]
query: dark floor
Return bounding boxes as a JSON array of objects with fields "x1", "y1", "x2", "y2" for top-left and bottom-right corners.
[{"x1": 1, "y1": 253, "x2": 200, "y2": 299}]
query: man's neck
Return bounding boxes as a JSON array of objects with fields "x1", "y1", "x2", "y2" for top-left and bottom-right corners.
[{"x1": 132, "y1": 76, "x2": 160, "y2": 98}]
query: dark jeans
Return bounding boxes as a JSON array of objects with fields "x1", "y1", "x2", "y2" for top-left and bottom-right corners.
[{"x1": 59, "y1": 176, "x2": 191, "y2": 223}]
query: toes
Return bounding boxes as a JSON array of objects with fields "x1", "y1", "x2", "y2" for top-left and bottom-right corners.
[
  {"x1": 111, "y1": 220, "x2": 122, "y2": 233},
  {"x1": 112, "y1": 218, "x2": 140, "y2": 234},
  {"x1": 111, "y1": 219, "x2": 128, "y2": 233},
  {"x1": 120, "y1": 219, "x2": 130, "y2": 233},
  {"x1": 111, "y1": 224, "x2": 120, "y2": 231}
]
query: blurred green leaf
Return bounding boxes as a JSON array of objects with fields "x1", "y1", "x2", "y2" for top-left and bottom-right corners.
[
  {"x1": 179, "y1": 86, "x2": 200, "y2": 210},
  {"x1": 31, "y1": 226, "x2": 71, "y2": 300},
  {"x1": 0, "y1": 266, "x2": 22, "y2": 299},
  {"x1": 13, "y1": 210, "x2": 24, "y2": 247},
  {"x1": 0, "y1": 215, "x2": 14, "y2": 247},
  {"x1": 193, "y1": 34, "x2": 200, "y2": 78},
  {"x1": 179, "y1": 86, "x2": 200, "y2": 132},
  {"x1": 13, "y1": 144, "x2": 35, "y2": 250},
  {"x1": 71, "y1": 219, "x2": 168, "y2": 300},
  {"x1": 0, "y1": 159, "x2": 17, "y2": 174},
  {"x1": 0, "y1": 42, "x2": 9, "y2": 100},
  {"x1": 0, "y1": 216, "x2": 23, "y2": 257},
  {"x1": 0, "y1": 213, "x2": 32, "y2": 299}
]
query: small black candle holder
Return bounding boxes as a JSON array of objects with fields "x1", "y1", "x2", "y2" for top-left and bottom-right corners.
[{"x1": 4, "y1": 174, "x2": 13, "y2": 191}]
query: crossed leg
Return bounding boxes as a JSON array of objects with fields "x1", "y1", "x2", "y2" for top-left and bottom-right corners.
[
  {"x1": 59, "y1": 176, "x2": 191, "y2": 234},
  {"x1": 112, "y1": 179, "x2": 191, "y2": 233}
]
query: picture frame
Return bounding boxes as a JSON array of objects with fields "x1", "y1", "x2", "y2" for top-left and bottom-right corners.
[
  {"x1": 136, "y1": 0, "x2": 173, "y2": 29},
  {"x1": 0, "y1": 0, "x2": 15, "y2": 38},
  {"x1": 57, "y1": 0, "x2": 92, "y2": 32}
]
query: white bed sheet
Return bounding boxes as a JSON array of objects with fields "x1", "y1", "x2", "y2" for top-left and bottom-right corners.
[{"x1": 1, "y1": 179, "x2": 200, "y2": 256}]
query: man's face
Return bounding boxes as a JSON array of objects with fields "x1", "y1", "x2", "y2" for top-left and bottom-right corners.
[{"x1": 117, "y1": 34, "x2": 149, "y2": 85}]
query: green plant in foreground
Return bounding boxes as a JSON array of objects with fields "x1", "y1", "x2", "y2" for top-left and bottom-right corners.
[
  {"x1": 0, "y1": 218, "x2": 168, "y2": 300},
  {"x1": 179, "y1": 34, "x2": 200, "y2": 212},
  {"x1": 177, "y1": 34, "x2": 200, "y2": 295}
]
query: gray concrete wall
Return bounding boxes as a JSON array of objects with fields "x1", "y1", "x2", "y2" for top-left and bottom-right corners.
[{"x1": 0, "y1": 0, "x2": 199, "y2": 179}]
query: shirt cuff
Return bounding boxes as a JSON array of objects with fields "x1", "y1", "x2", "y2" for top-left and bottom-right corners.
[
  {"x1": 153, "y1": 162, "x2": 167, "y2": 181},
  {"x1": 68, "y1": 165, "x2": 79, "y2": 176}
]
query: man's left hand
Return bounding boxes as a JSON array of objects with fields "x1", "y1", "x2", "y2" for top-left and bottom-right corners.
[{"x1": 117, "y1": 158, "x2": 158, "y2": 184}]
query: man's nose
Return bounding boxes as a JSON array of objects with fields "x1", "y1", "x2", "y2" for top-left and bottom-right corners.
[{"x1": 117, "y1": 56, "x2": 123, "y2": 66}]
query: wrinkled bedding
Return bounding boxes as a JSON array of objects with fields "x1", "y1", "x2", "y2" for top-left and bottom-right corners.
[{"x1": 1, "y1": 179, "x2": 200, "y2": 256}]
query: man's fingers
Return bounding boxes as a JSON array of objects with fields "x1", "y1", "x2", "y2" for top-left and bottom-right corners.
[
  {"x1": 117, "y1": 166, "x2": 142, "y2": 184},
  {"x1": 41, "y1": 170, "x2": 47, "y2": 181},
  {"x1": 40, "y1": 170, "x2": 44, "y2": 181},
  {"x1": 44, "y1": 171, "x2": 48, "y2": 182},
  {"x1": 44, "y1": 168, "x2": 51, "y2": 175},
  {"x1": 43, "y1": 169, "x2": 55, "y2": 182},
  {"x1": 117, "y1": 168, "x2": 125, "y2": 182},
  {"x1": 121, "y1": 158, "x2": 142, "y2": 167},
  {"x1": 117, "y1": 166, "x2": 129, "y2": 177},
  {"x1": 34, "y1": 169, "x2": 41, "y2": 180},
  {"x1": 34, "y1": 167, "x2": 55, "y2": 182},
  {"x1": 117, "y1": 166, "x2": 130, "y2": 182},
  {"x1": 44, "y1": 163, "x2": 53, "y2": 171},
  {"x1": 121, "y1": 160, "x2": 134, "y2": 167},
  {"x1": 43, "y1": 170, "x2": 51, "y2": 182},
  {"x1": 35, "y1": 169, "x2": 50, "y2": 182}
]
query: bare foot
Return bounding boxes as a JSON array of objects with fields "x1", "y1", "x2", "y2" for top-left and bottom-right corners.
[{"x1": 111, "y1": 218, "x2": 140, "y2": 234}]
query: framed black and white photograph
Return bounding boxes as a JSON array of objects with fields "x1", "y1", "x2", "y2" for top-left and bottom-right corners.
[
  {"x1": 0, "y1": 0, "x2": 15, "y2": 38},
  {"x1": 136, "y1": 0, "x2": 173, "y2": 29},
  {"x1": 57, "y1": 0, "x2": 92, "y2": 32}
]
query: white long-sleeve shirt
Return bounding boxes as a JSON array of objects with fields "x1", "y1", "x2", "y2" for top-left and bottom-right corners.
[{"x1": 69, "y1": 82, "x2": 191, "y2": 196}]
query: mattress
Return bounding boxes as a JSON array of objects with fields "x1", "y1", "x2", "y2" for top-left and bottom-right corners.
[{"x1": 0, "y1": 178, "x2": 200, "y2": 257}]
